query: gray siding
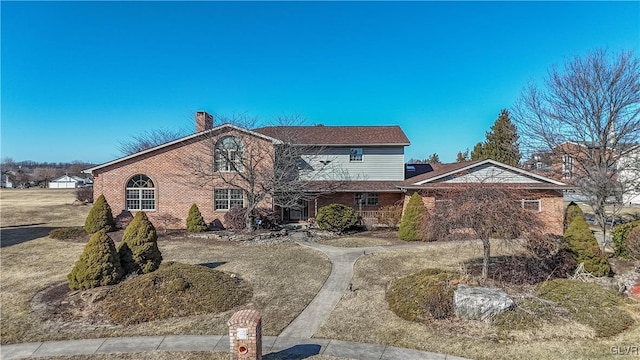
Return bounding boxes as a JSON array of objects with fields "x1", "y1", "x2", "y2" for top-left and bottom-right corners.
[
  {"x1": 443, "y1": 163, "x2": 543, "y2": 184},
  {"x1": 300, "y1": 146, "x2": 405, "y2": 181}
]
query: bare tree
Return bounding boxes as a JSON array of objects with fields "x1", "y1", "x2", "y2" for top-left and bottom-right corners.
[
  {"x1": 423, "y1": 185, "x2": 544, "y2": 279},
  {"x1": 513, "y1": 49, "x2": 640, "y2": 248},
  {"x1": 118, "y1": 128, "x2": 189, "y2": 156},
  {"x1": 177, "y1": 113, "x2": 342, "y2": 231}
]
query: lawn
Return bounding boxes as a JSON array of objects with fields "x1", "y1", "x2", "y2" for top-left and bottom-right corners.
[{"x1": 314, "y1": 241, "x2": 640, "y2": 360}]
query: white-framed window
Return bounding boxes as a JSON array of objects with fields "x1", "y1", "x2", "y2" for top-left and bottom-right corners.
[
  {"x1": 215, "y1": 136, "x2": 243, "y2": 172},
  {"x1": 350, "y1": 148, "x2": 363, "y2": 162},
  {"x1": 126, "y1": 174, "x2": 155, "y2": 211},
  {"x1": 520, "y1": 199, "x2": 541, "y2": 212},
  {"x1": 355, "y1": 192, "x2": 378, "y2": 206},
  {"x1": 214, "y1": 188, "x2": 244, "y2": 210},
  {"x1": 562, "y1": 154, "x2": 573, "y2": 179}
]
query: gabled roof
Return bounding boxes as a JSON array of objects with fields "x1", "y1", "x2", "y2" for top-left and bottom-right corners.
[
  {"x1": 400, "y1": 159, "x2": 570, "y2": 189},
  {"x1": 253, "y1": 126, "x2": 410, "y2": 146},
  {"x1": 84, "y1": 123, "x2": 282, "y2": 173}
]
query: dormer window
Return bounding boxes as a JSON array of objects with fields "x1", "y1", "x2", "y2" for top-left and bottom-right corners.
[{"x1": 350, "y1": 148, "x2": 363, "y2": 162}]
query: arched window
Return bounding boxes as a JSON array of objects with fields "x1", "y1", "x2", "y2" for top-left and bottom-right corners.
[
  {"x1": 215, "y1": 136, "x2": 243, "y2": 172},
  {"x1": 126, "y1": 174, "x2": 155, "y2": 211}
]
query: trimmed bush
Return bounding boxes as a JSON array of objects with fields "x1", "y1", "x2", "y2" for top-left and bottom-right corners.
[
  {"x1": 398, "y1": 193, "x2": 425, "y2": 241},
  {"x1": 563, "y1": 202, "x2": 584, "y2": 231},
  {"x1": 67, "y1": 230, "x2": 124, "y2": 290},
  {"x1": 186, "y1": 204, "x2": 207, "y2": 232},
  {"x1": 49, "y1": 226, "x2": 87, "y2": 240},
  {"x1": 386, "y1": 268, "x2": 459, "y2": 321},
  {"x1": 612, "y1": 220, "x2": 640, "y2": 258},
  {"x1": 564, "y1": 216, "x2": 610, "y2": 277},
  {"x1": 316, "y1": 203, "x2": 359, "y2": 233},
  {"x1": 625, "y1": 226, "x2": 640, "y2": 260},
  {"x1": 118, "y1": 212, "x2": 162, "y2": 275},
  {"x1": 84, "y1": 194, "x2": 116, "y2": 234}
]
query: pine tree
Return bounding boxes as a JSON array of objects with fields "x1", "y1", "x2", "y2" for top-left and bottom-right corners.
[
  {"x1": 482, "y1": 109, "x2": 521, "y2": 166},
  {"x1": 456, "y1": 149, "x2": 470, "y2": 162},
  {"x1": 84, "y1": 194, "x2": 116, "y2": 234},
  {"x1": 118, "y1": 211, "x2": 162, "y2": 275},
  {"x1": 68, "y1": 230, "x2": 124, "y2": 290},
  {"x1": 470, "y1": 142, "x2": 485, "y2": 160},
  {"x1": 398, "y1": 193, "x2": 425, "y2": 241},
  {"x1": 186, "y1": 204, "x2": 207, "y2": 232},
  {"x1": 427, "y1": 153, "x2": 441, "y2": 164}
]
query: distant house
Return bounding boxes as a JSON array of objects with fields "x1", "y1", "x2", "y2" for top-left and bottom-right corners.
[
  {"x1": 1, "y1": 174, "x2": 13, "y2": 188},
  {"x1": 619, "y1": 144, "x2": 640, "y2": 205},
  {"x1": 399, "y1": 159, "x2": 572, "y2": 235},
  {"x1": 49, "y1": 175, "x2": 92, "y2": 189}
]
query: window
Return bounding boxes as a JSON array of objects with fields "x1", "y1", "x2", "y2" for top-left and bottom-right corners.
[
  {"x1": 215, "y1": 136, "x2": 243, "y2": 172},
  {"x1": 126, "y1": 174, "x2": 155, "y2": 211},
  {"x1": 214, "y1": 189, "x2": 244, "y2": 210},
  {"x1": 350, "y1": 148, "x2": 363, "y2": 162},
  {"x1": 520, "y1": 199, "x2": 541, "y2": 212},
  {"x1": 355, "y1": 192, "x2": 378, "y2": 206},
  {"x1": 562, "y1": 155, "x2": 573, "y2": 179}
]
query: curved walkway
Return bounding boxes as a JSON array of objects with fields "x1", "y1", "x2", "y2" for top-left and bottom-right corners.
[{"x1": 1, "y1": 241, "x2": 470, "y2": 360}]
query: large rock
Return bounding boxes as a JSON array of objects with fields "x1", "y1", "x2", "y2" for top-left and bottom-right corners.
[{"x1": 454, "y1": 284, "x2": 515, "y2": 321}]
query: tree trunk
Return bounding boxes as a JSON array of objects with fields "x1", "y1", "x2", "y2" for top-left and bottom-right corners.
[{"x1": 482, "y1": 239, "x2": 491, "y2": 279}]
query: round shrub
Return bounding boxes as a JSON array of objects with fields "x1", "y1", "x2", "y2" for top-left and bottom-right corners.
[
  {"x1": 118, "y1": 211, "x2": 162, "y2": 275},
  {"x1": 49, "y1": 226, "x2": 87, "y2": 240},
  {"x1": 67, "y1": 230, "x2": 124, "y2": 290},
  {"x1": 564, "y1": 216, "x2": 610, "y2": 277},
  {"x1": 316, "y1": 203, "x2": 359, "y2": 233},
  {"x1": 186, "y1": 204, "x2": 207, "y2": 232},
  {"x1": 625, "y1": 226, "x2": 640, "y2": 260},
  {"x1": 398, "y1": 192, "x2": 425, "y2": 241},
  {"x1": 612, "y1": 220, "x2": 640, "y2": 258},
  {"x1": 386, "y1": 268, "x2": 459, "y2": 321},
  {"x1": 84, "y1": 194, "x2": 116, "y2": 234}
]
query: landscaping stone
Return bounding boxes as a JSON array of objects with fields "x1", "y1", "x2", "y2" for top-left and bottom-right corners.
[{"x1": 454, "y1": 284, "x2": 514, "y2": 321}]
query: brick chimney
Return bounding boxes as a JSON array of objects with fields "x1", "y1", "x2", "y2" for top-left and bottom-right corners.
[{"x1": 196, "y1": 111, "x2": 213, "y2": 132}]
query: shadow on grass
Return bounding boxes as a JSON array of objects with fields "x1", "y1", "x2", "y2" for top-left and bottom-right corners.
[
  {"x1": 264, "y1": 344, "x2": 322, "y2": 359},
  {"x1": 198, "y1": 262, "x2": 227, "y2": 269},
  {"x1": 0, "y1": 226, "x2": 56, "y2": 247}
]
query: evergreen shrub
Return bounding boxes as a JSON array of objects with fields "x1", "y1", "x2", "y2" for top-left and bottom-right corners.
[
  {"x1": 67, "y1": 230, "x2": 124, "y2": 290},
  {"x1": 186, "y1": 204, "x2": 207, "y2": 232},
  {"x1": 564, "y1": 216, "x2": 610, "y2": 277},
  {"x1": 612, "y1": 220, "x2": 640, "y2": 258},
  {"x1": 84, "y1": 194, "x2": 116, "y2": 234},
  {"x1": 316, "y1": 203, "x2": 359, "y2": 233},
  {"x1": 398, "y1": 193, "x2": 425, "y2": 241},
  {"x1": 118, "y1": 211, "x2": 162, "y2": 275}
]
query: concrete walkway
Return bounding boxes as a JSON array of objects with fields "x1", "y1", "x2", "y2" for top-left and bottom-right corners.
[
  {"x1": 1, "y1": 241, "x2": 469, "y2": 360},
  {"x1": 1, "y1": 335, "x2": 469, "y2": 359},
  {"x1": 278, "y1": 242, "x2": 419, "y2": 339}
]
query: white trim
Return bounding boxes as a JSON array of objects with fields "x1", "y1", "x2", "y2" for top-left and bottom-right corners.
[
  {"x1": 411, "y1": 159, "x2": 567, "y2": 186},
  {"x1": 83, "y1": 123, "x2": 282, "y2": 174}
]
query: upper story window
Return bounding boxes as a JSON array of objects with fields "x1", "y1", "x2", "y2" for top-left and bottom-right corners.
[
  {"x1": 562, "y1": 154, "x2": 573, "y2": 179},
  {"x1": 350, "y1": 148, "x2": 363, "y2": 162},
  {"x1": 355, "y1": 192, "x2": 378, "y2": 206},
  {"x1": 215, "y1": 136, "x2": 243, "y2": 172},
  {"x1": 126, "y1": 174, "x2": 155, "y2": 211}
]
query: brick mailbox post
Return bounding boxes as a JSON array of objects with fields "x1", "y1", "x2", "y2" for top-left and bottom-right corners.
[{"x1": 227, "y1": 309, "x2": 262, "y2": 360}]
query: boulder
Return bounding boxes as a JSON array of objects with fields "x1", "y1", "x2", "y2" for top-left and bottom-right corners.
[{"x1": 454, "y1": 284, "x2": 515, "y2": 321}]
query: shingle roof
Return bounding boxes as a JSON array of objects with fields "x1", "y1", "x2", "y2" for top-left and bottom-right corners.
[
  {"x1": 402, "y1": 160, "x2": 483, "y2": 185},
  {"x1": 253, "y1": 126, "x2": 410, "y2": 146}
]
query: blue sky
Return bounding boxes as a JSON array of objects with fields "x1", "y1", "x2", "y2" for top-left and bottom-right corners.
[{"x1": 2, "y1": 1, "x2": 638, "y2": 164}]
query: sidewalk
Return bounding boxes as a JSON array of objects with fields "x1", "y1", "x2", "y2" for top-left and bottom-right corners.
[{"x1": 1, "y1": 335, "x2": 470, "y2": 360}]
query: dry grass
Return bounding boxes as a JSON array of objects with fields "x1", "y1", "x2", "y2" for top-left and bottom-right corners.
[
  {"x1": 1, "y1": 189, "x2": 88, "y2": 227},
  {"x1": 1, "y1": 238, "x2": 330, "y2": 344},
  {"x1": 314, "y1": 239, "x2": 640, "y2": 360},
  {"x1": 317, "y1": 237, "x2": 395, "y2": 247},
  {"x1": 34, "y1": 353, "x2": 349, "y2": 360}
]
